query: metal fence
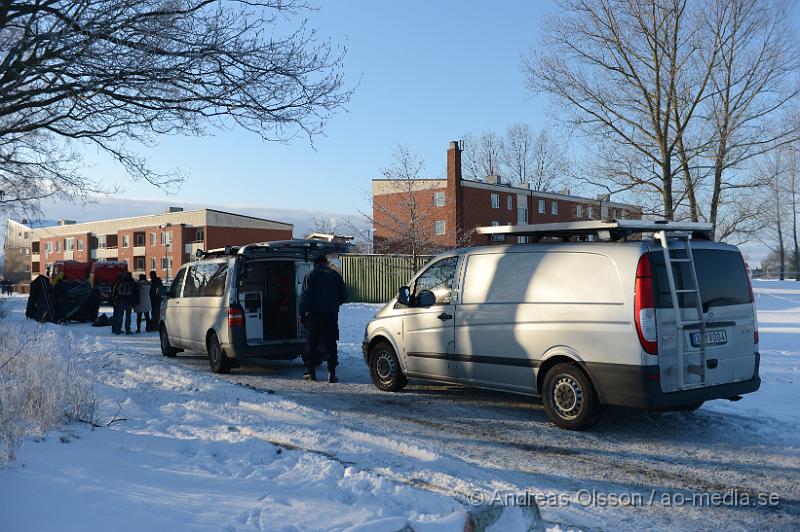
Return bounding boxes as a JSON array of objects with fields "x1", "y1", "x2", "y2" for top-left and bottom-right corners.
[{"x1": 341, "y1": 254, "x2": 434, "y2": 303}]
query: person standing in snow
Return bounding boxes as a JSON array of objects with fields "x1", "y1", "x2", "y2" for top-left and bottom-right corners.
[
  {"x1": 111, "y1": 271, "x2": 138, "y2": 335},
  {"x1": 134, "y1": 273, "x2": 152, "y2": 333},
  {"x1": 149, "y1": 270, "x2": 164, "y2": 329},
  {"x1": 299, "y1": 255, "x2": 348, "y2": 383}
]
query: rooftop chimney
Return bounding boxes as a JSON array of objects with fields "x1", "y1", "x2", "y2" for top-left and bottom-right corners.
[{"x1": 166, "y1": 207, "x2": 184, "y2": 213}]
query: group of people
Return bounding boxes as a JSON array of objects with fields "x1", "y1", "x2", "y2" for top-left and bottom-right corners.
[
  {"x1": 110, "y1": 270, "x2": 164, "y2": 335},
  {"x1": 0, "y1": 278, "x2": 13, "y2": 295}
]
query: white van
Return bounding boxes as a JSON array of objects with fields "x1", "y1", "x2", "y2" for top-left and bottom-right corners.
[
  {"x1": 159, "y1": 240, "x2": 347, "y2": 373},
  {"x1": 362, "y1": 221, "x2": 760, "y2": 430}
]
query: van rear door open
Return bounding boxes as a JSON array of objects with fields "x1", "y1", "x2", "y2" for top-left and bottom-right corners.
[{"x1": 650, "y1": 244, "x2": 757, "y2": 393}]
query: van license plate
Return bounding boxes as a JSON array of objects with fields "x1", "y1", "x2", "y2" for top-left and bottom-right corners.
[{"x1": 690, "y1": 330, "x2": 727, "y2": 347}]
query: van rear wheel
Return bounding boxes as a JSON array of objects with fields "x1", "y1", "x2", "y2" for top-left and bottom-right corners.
[
  {"x1": 160, "y1": 325, "x2": 180, "y2": 357},
  {"x1": 542, "y1": 363, "x2": 600, "y2": 430},
  {"x1": 208, "y1": 332, "x2": 231, "y2": 374},
  {"x1": 369, "y1": 342, "x2": 408, "y2": 392}
]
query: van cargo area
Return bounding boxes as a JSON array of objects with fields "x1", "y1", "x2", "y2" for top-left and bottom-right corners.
[{"x1": 238, "y1": 260, "x2": 298, "y2": 343}]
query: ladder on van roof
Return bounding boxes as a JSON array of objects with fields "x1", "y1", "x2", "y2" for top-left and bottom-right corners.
[{"x1": 656, "y1": 230, "x2": 707, "y2": 389}]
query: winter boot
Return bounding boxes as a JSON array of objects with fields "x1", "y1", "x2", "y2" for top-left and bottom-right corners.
[
  {"x1": 328, "y1": 367, "x2": 338, "y2": 384},
  {"x1": 303, "y1": 367, "x2": 317, "y2": 381}
]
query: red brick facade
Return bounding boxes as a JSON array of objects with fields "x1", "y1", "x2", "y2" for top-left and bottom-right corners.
[
  {"x1": 32, "y1": 211, "x2": 293, "y2": 281},
  {"x1": 373, "y1": 141, "x2": 641, "y2": 251}
]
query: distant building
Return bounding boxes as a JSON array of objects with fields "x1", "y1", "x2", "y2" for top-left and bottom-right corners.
[
  {"x1": 28, "y1": 208, "x2": 293, "y2": 281},
  {"x1": 372, "y1": 141, "x2": 641, "y2": 251},
  {"x1": 2, "y1": 219, "x2": 56, "y2": 283}
]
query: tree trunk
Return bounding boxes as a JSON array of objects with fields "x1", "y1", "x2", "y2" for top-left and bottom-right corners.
[
  {"x1": 791, "y1": 152, "x2": 799, "y2": 281},
  {"x1": 676, "y1": 137, "x2": 699, "y2": 222},
  {"x1": 662, "y1": 158, "x2": 674, "y2": 220}
]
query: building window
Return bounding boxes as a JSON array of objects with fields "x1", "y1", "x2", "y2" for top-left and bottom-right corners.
[
  {"x1": 77, "y1": 239, "x2": 84, "y2": 251},
  {"x1": 151, "y1": 257, "x2": 157, "y2": 271},
  {"x1": 135, "y1": 233, "x2": 145, "y2": 246},
  {"x1": 551, "y1": 201, "x2": 558, "y2": 215},
  {"x1": 195, "y1": 229, "x2": 204, "y2": 242},
  {"x1": 122, "y1": 235, "x2": 130, "y2": 248},
  {"x1": 507, "y1": 195, "x2": 513, "y2": 210},
  {"x1": 434, "y1": 220, "x2": 446, "y2": 236},
  {"x1": 518, "y1": 207, "x2": 528, "y2": 224},
  {"x1": 621, "y1": 209, "x2": 628, "y2": 219},
  {"x1": 588, "y1": 207, "x2": 595, "y2": 219},
  {"x1": 45, "y1": 242, "x2": 52, "y2": 253},
  {"x1": 433, "y1": 192, "x2": 446, "y2": 207},
  {"x1": 491, "y1": 193, "x2": 500, "y2": 209},
  {"x1": 161, "y1": 257, "x2": 174, "y2": 269},
  {"x1": 576, "y1": 205, "x2": 583, "y2": 218},
  {"x1": 98, "y1": 235, "x2": 107, "y2": 248},
  {"x1": 491, "y1": 220, "x2": 505, "y2": 242},
  {"x1": 55, "y1": 241, "x2": 60, "y2": 252},
  {"x1": 150, "y1": 232, "x2": 157, "y2": 246},
  {"x1": 134, "y1": 257, "x2": 146, "y2": 271},
  {"x1": 538, "y1": 199, "x2": 545, "y2": 214},
  {"x1": 161, "y1": 231, "x2": 172, "y2": 245}
]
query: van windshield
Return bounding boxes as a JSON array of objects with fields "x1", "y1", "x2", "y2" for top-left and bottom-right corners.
[{"x1": 650, "y1": 249, "x2": 751, "y2": 310}]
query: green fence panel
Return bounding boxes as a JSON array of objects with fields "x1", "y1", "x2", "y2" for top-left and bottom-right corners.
[{"x1": 341, "y1": 254, "x2": 434, "y2": 303}]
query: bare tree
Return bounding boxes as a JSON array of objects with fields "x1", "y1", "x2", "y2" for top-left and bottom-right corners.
[
  {"x1": 788, "y1": 140, "x2": 800, "y2": 279},
  {"x1": 502, "y1": 123, "x2": 568, "y2": 191},
  {"x1": 701, "y1": 0, "x2": 800, "y2": 239},
  {"x1": 526, "y1": 0, "x2": 719, "y2": 220},
  {"x1": 754, "y1": 147, "x2": 791, "y2": 279},
  {"x1": 366, "y1": 145, "x2": 440, "y2": 262},
  {"x1": 0, "y1": 0, "x2": 350, "y2": 217},
  {"x1": 462, "y1": 130, "x2": 503, "y2": 180}
]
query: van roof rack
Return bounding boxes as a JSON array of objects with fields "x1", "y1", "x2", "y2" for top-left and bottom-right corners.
[
  {"x1": 198, "y1": 239, "x2": 352, "y2": 261},
  {"x1": 475, "y1": 220, "x2": 713, "y2": 243}
]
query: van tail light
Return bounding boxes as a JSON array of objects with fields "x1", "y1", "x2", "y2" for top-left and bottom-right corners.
[
  {"x1": 227, "y1": 305, "x2": 244, "y2": 328},
  {"x1": 634, "y1": 253, "x2": 658, "y2": 355}
]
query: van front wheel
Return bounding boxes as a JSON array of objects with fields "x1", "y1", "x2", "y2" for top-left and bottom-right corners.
[
  {"x1": 208, "y1": 332, "x2": 231, "y2": 374},
  {"x1": 542, "y1": 363, "x2": 600, "y2": 430},
  {"x1": 369, "y1": 342, "x2": 408, "y2": 392}
]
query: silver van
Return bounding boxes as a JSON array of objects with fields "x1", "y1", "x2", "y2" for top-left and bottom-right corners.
[
  {"x1": 362, "y1": 221, "x2": 760, "y2": 430},
  {"x1": 159, "y1": 240, "x2": 347, "y2": 373}
]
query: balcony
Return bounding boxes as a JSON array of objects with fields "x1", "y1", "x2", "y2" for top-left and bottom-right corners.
[
  {"x1": 63, "y1": 251, "x2": 74, "y2": 260},
  {"x1": 31, "y1": 253, "x2": 40, "y2": 262},
  {"x1": 134, "y1": 245, "x2": 146, "y2": 256},
  {"x1": 95, "y1": 246, "x2": 118, "y2": 259},
  {"x1": 184, "y1": 241, "x2": 205, "y2": 258}
]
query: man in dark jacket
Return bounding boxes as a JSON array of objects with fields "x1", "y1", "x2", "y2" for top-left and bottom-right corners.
[
  {"x1": 149, "y1": 271, "x2": 164, "y2": 331},
  {"x1": 299, "y1": 255, "x2": 348, "y2": 382},
  {"x1": 111, "y1": 271, "x2": 138, "y2": 335}
]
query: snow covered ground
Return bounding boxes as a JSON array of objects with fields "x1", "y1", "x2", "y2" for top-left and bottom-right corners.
[{"x1": 1, "y1": 280, "x2": 799, "y2": 531}]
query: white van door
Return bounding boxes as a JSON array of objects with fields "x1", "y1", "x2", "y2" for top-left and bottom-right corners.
[
  {"x1": 181, "y1": 261, "x2": 230, "y2": 351},
  {"x1": 164, "y1": 267, "x2": 188, "y2": 346},
  {"x1": 402, "y1": 256, "x2": 460, "y2": 379}
]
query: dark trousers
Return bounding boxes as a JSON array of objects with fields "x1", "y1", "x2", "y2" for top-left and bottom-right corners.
[
  {"x1": 150, "y1": 297, "x2": 161, "y2": 329},
  {"x1": 304, "y1": 313, "x2": 339, "y2": 370},
  {"x1": 112, "y1": 303, "x2": 132, "y2": 333},
  {"x1": 136, "y1": 312, "x2": 151, "y2": 332}
]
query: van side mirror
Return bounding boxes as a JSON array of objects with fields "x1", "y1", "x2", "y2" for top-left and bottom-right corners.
[
  {"x1": 416, "y1": 289, "x2": 436, "y2": 307},
  {"x1": 397, "y1": 286, "x2": 411, "y2": 306}
]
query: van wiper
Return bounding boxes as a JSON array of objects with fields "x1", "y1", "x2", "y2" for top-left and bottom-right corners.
[{"x1": 703, "y1": 297, "x2": 737, "y2": 312}]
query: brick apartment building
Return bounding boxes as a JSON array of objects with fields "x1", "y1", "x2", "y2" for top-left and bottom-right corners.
[
  {"x1": 372, "y1": 141, "x2": 641, "y2": 250},
  {"x1": 27, "y1": 208, "x2": 293, "y2": 281}
]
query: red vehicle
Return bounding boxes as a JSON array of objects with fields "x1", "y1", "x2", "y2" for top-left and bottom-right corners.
[
  {"x1": 51, "y1": 261, "x2": 92, "y2": 284},
  {"x1": 90, "y1": 261, "x2": 129, "y2": 302}
]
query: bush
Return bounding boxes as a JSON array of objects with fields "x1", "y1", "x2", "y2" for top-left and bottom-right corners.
[{"x1": 0, "y1": 323, "x2": 96, "y2": 465}]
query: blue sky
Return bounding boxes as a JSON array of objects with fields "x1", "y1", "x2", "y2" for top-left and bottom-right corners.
[{"x1": 79, "y1": 1, "x2": 558, "y2": 216}]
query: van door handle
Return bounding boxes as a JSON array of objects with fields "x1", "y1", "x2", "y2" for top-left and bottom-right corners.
[{"x1": 437, "y1": 312, "x2": 453, "y2": 321}]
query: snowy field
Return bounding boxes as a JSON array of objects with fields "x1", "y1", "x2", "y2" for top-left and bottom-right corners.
[{"x1": 1, "y1": 280, "x2": 799, "y2": 531}]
